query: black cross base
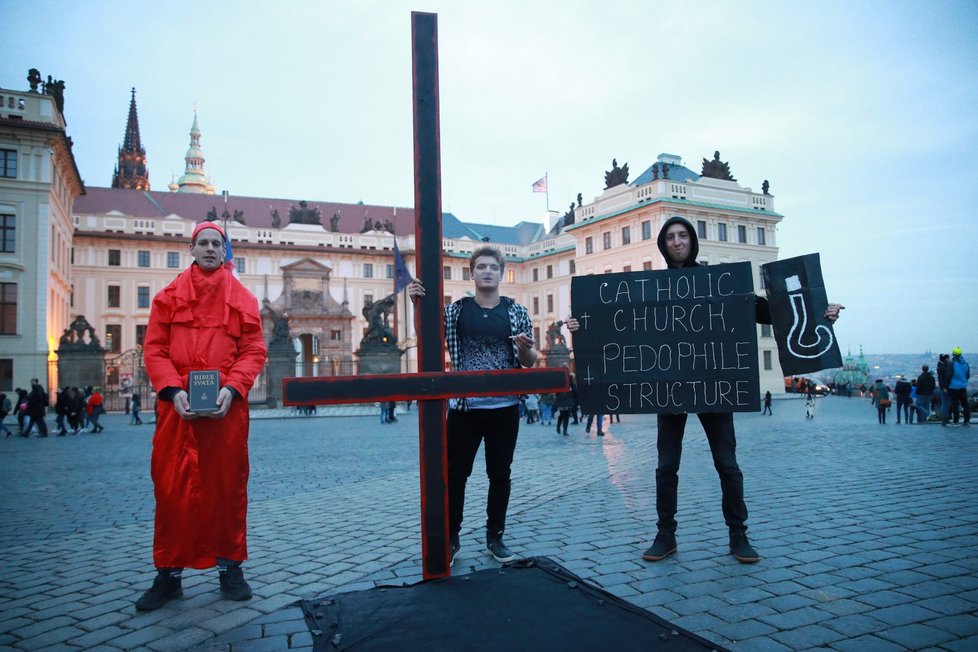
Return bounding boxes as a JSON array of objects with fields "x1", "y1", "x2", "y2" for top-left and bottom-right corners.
[{"x1": 280, "y1": 12, "x2": 570, "y2": 580}]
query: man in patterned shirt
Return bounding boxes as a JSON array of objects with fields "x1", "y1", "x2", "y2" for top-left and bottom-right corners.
[{"x1": 408, "y1": 246, "x2": 539, "y2": 566}]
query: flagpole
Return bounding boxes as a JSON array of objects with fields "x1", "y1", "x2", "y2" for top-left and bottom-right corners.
[
  {"x1": 545, "y1": 172, "x2": 549, "y2": 212},
  {"x1": 392, "y1": 209, "x2": 399, "y2": 353}
]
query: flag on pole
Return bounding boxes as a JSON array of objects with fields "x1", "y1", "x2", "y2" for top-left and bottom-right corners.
[
  {"x1": 532, "y1": 175, "x2": 548, "y2": 193},
  {"x1": 393, "y1": 240, "x2": 413, "y2": 293}
]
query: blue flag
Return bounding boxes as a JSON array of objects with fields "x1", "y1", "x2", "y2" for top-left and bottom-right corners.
[{"x1": 393, "y1": 240, "x2": 412, "y2": 293}]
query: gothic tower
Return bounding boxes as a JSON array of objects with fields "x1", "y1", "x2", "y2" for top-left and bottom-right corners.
[
  {"x1": 168, "y1": 109, "x2": 215, "y2": 194},
  {"x1": 111, "y1": 88, "x2": 150, "y2": 190}
]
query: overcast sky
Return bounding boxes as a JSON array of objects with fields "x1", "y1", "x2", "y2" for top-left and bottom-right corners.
[{"x1": 3, "y1": 0, "x2": 977, "y2": 355}]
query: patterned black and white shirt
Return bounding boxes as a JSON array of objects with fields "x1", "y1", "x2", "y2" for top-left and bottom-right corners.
[{"x1": 444, "y1": 296, "x2": 533, "y2": 410}]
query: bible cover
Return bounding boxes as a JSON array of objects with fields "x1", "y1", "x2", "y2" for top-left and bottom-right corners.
[{"x1": 188, "y1": 370, "x2": 220, "y2": 413}]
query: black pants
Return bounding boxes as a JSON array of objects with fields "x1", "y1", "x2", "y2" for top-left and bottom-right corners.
[
  {"x1": 556, "y1": 408, "x2": 570, "y2": 434},
  {"x1": 447, "y1": 405, "x2": 520, "y2": 537},
  {"x1": 944, "y1": 388, "x2": 972, "y2": 425},
  {"x1": 655, "y1": 412, "x2": 748, "y2": 534},
  {"x1": 28, "y1": 414, "x2": 48, "y2": 435}
]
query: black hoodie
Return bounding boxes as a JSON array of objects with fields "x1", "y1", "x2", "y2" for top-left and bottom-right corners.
[
  {"x1": 657, "y1": 216, "x2": 700, "y2": 268},
  {"x1": 656, "y1": 216, "x2": 771, "y2": 324}
]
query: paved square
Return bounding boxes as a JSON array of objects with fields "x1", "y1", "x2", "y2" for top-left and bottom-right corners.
[{"x1": 0, "y1": 396, "x2": 976, "y2": 650}]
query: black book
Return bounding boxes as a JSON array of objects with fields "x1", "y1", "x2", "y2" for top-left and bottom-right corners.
[{"x1": 188, "y1": 370, "x2": 220, "y2": 414}]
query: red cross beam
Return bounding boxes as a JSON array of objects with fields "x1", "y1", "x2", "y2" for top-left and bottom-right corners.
[{"x1": 282, "y1": 12, "x2": 569, "y2": 580}]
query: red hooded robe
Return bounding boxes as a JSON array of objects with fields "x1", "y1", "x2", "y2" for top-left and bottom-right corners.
[{"x1": 144, "y1": 262, "x2": 266, "y2": 569}]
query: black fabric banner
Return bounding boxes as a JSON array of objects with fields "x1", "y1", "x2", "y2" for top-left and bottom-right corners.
[
  {"x1": 299, "y1": 557, "x2": 729, "y2": 651},
  {"x1": 761, "y1": 253, "x2": 842, "y2": 376},
  {"x1": 570, "y1": 263, "x2": 759, "y2": 414}
]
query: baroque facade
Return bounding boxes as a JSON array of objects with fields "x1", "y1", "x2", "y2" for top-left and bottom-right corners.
[
  {"x1": 1, "y1": 81, "x2": 787, "y2": 397},
  {"x1": 0, "y1": 80, "x2": 85, "y2": 388}
]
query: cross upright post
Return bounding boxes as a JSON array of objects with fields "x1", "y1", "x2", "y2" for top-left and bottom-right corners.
[{"x1": 282, "y1": 12, "x2": 569, "y2": 579}]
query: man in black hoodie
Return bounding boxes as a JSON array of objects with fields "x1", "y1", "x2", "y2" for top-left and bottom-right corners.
[{"x1": 641, "y1": 216, "x2": 844, "y2": 564}]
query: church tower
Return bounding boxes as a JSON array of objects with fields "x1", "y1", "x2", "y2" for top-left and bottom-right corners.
[
  {"x1": 111, "y1": 88, "x2": 150, "y2": 190},
  {"x1": 168, "y1": 109, "x2": 215, "y2": 194}
]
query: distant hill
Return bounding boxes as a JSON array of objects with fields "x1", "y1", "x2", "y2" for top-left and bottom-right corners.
[
  {"x1": 824, "y1": 353, "x2": 976, "y2": 392},
  {"x1": 859, "y1": 353, "x2": 937, "y2": 380}
]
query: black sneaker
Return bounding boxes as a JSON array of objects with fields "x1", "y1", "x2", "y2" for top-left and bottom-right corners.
[
  {"x1": 219, "y1": 564, "x2": 253, "y2": 601},
  {"x1": 450, "y1": 534, "x2": 461, "y2": 567},
  {"x1": 729, "y1": 531, "x2": 760, "y2": 563},
  {"x1": 486, "y1": 535, "x2": 516, "y2": 563},
  {"x1": 135, "y1": 569, "x2": 183, "y2": 611},
  {"x1": 641, "y1": 531, "x2": 677, "y2": 561}
]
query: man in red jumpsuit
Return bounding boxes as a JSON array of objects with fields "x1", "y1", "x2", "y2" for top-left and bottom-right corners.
[{"x1": 136, "y1": 221, "x2": 267, "y2": 611}]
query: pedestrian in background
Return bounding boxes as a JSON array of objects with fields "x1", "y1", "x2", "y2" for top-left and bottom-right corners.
[
  {"x1": 874, "y1": 379, "x2": 891, "y2": 424},
  {"x1": 539, "y1": 392, "x2": 555, "y2": 426},
  {"x1": 915, "y1": 365, "x2": 936, "y2": 423},
  {"x1": 26, "y1": 379, "x2": 49, "y2": 437},
  {"x1": 0, "y1": 392, "x2": 12, "y2": 436},
  {"x1": 15, "y1": 388, "x2": 29, "y2": 436},
  {"x1": 805, "y1": 386, "x2": 816, "y2": 420},
  {"x1": 894, "y1": 377, "x2": 912, "y2": 424},
  {"x1": 525, "y1": 393, "x2": 539, "y2": 424},
  {"x1": 130, "y1": 391, "x2": 143, "y2": 425},
  {"x1": 86, "y1": 387, "x2": 105, "y2": 433},
  {"x1": 55, "y1": 387, "x2": 69, "y2": 435},
  {"x1": 66, "y1": 387, "x2": 85, "y2": 434},
  {"x1": 762, "y1": 390, "x2": 773, "y2": 415},
  {"x1": 942, "y1": 347, "x2": 971, "y2": 427},
  {"x1": 908, "y1": 379, "x2": 917, "y2": 424},
  {"x1": 584, "y1": 412, "x2": 605, "y2": 437},
  {"x1": 554, "y1": 379, "x2": 574, "y2": 436}
]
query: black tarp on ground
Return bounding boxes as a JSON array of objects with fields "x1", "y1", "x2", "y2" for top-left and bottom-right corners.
[{"x1": 299, "y1": 557, "x2": 728, "y2": 651}]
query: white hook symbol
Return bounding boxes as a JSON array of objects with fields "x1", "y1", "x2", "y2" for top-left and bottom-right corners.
[{"x1": 785, "y1": 275, "x2": 833, "y2": 359}]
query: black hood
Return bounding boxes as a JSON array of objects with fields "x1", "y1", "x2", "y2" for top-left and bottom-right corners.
[{"x1": 657, "y1": 216, "x2": 700, "y2": 268}]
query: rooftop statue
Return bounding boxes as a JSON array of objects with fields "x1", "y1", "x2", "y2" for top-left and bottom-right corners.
[
  {"x1": 271, "y1": 208, "x2": 281, "y2": 229},
  {"x1": 330, "y1": 211, "x2": 341, "y2": 232},
  {"x1": 604, "y1": 158, "x2": 630, "y2": 189},
  {"x1": 701, "y1": 150, "x2": 736, "y2": 181},
  {"x1": 27, "y1": 68, "x2": 42, "y2": 92},
  {"x1": 289, "y1": 200, "x2": 322, "y2": 225}
]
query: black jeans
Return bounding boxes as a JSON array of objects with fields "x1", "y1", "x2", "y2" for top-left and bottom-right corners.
[
  {"x1": 447, "y1": 405, "x2": 520, "y2": 537},
  {"x1": 28, "y1": 413, "x2": 48, "y2": 435},
  {"x1": 944, "y1": 388, "x2": 972, "y2": 425},
  {"x1": 556, "y1": 408, "x2": 570, "y2": 434},
  {"x1": 655, "y1": 412, "x2": 748, "y2": 534}
]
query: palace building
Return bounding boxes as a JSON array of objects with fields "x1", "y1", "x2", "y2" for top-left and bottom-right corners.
[{"x1": 1, "y1": 79, "x2": 787, "y2": 400}]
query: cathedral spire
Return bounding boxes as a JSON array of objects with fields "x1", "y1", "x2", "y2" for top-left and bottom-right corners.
[
  {"x1": 169, "y1": 107, "x2": 215, "y2": 194},
  {"x1": 111, "y1": 87, "x2": 150, "y2": 190}
]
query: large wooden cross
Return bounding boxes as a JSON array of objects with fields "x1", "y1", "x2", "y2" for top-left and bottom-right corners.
[{"x1": 282, "y1": 12, "x2": 569, "y2": 580}]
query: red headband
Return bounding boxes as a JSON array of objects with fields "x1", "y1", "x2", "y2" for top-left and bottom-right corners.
[{"x1": 192, "y1": 221, "x2": 226, "y2": 243}]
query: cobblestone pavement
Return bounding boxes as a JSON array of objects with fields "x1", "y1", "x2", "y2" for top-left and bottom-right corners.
[{"x1": 1, "y1": 396, "x2": 976, "y2": 651}]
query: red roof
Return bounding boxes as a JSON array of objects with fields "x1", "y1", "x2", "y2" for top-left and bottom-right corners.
[{"x1": 74, "y1": 187, "x2": 417, "y2": 235}]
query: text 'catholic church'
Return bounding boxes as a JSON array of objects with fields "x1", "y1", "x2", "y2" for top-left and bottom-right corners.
[{"x1": 0, "y1": 76, "x2": 786, "y2": 405}]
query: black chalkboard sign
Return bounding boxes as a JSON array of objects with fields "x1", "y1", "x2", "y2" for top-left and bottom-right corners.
[
  {"x1": 570, "y1": 263, "x2": 760, "y2": 414},
  {"x1": 761, "y1": 253, "x2": 842, "y2": 376}
]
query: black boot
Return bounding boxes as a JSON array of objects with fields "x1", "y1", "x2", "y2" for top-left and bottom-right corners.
[
  {"x1": 485, "y1": 532, "x2": 516, "y2": 563},
  {"x1": 729, "y1": 530, "x2": 760, "y2": 564},
  {"x1": 219, "y1": 564, "x2": 253, "y2": 601},
  {"x1": 641, "y1": 531, "x2": 677, "y2": 561},
  {"x1": 135, "y1": 568, "x2": 183, "y2": 611}
]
